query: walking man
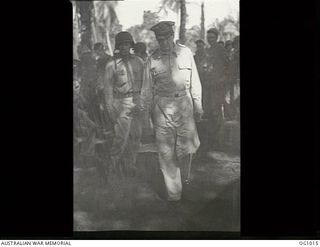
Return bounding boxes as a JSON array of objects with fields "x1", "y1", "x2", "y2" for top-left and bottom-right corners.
[
  {"x1": 104, "y1": 31, "x2": 145, "y2": 177},
  {"x1": 140, "y1": 21, "x2": 203, "y2": 201}
]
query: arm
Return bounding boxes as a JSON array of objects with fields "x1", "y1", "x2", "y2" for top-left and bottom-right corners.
[
  {"x1": 103, "y1": 61, "x2": 115, "y2": 116},
  {"x1": 140, "y1": 58, "x2": 154, "y2": 114},
  {"x1": 188, "y1": 49, "x2": 204, "y2": 115}
]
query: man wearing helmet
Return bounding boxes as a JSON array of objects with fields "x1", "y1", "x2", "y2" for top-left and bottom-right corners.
[{"x1": 104, "y1": 31, "x2": 144, "y2": 178}]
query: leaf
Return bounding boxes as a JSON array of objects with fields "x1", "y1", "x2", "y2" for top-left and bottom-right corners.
[{"x1": 160, "y1": 0, "x2": 180, "y2": 13}]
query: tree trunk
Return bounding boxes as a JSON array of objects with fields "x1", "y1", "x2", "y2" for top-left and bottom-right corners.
[
  {"x1": 106, "y1": 30, "x2": 113, "y2": 56},
  {"x1": 179, "y1": 0, "x2": 187, "y2": 44},
  {"x1": 91, "y1": 6, "x2": 98, "y2": 44},
  {"x1": 78, "y1": 1, "x2": 94, "y2": 51},
  {"x1": 200, "y1": 2, "x2": 205, "y2": 40},
  {"x1": 73, "y1": 1, "x2": 80, "y2": 60}
]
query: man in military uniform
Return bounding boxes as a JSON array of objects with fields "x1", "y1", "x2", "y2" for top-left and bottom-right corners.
[
  {"x1": 227, "y1": 36, "x2": 240, "y2": 120},
  {"x1": 194, "y1": 39, "x2": 211, "y2": 116},
  {"x1": 225, "y1": 40, "x2": 234, "y2": 62},
  {"x1": 206, "y1": 27, "x2": 228, "y2": 150},
  {"x1": 217, "y1": 41, "x2": 225, "y2": 47},
  {"x1": 140, "y1": 21, "x2": 203, "y2": 202},
  {"x1": 92, "y1": 43, "x2": 113, "y2": 134},
  {"x1": 194, "y1": 39, "x2": 207, "y2": 77},
  {"x1": 104, "y1": 31, "x2": 145, "y2": 178},
  {"x1": 78, "y1": 44, "x2": 96, "y2": 115},
  {"x1": 134, "y1": 42, "x2": 148, "y2": 62},
  {"x1": 93, "y1": 43, "x2": 112, "y2": 89}
]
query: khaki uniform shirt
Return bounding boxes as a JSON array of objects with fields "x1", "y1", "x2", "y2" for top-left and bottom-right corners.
[
  {"x1": 140, "y1": 43, "x2": 203, "y2": 114},
  {"x1": 104, "y1": 55, "x2": 144, "y2": 113}
]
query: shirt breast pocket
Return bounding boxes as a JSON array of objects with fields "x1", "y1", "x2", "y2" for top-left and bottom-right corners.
[
  {"x1": 178, "y1": 63, "x2": 192, "y2": 82},
  {"x1": 114, "y1": 69, "x2": 130, "y2": 93}
]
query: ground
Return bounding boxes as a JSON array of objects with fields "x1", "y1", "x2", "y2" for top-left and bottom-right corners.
[{"x1": 74, "y1": 145, "x2": 240, "y2": 232}]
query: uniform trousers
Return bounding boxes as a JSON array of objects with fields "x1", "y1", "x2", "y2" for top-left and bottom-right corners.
[
  {"x1": 152, "y1": 94, "x2": 200, "y2": 201},
  {"x1": 110, "y1": 97, "x2": 142, "y2": 172}
]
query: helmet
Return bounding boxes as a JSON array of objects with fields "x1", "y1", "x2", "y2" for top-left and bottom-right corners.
[{"x1": 115, "y1": 31, "x2": 135, "y2": 50}]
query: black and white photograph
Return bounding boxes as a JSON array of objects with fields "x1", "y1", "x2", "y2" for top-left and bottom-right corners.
[{"x1": 73, "y1": 0, "x2": 240, "y2": 232}]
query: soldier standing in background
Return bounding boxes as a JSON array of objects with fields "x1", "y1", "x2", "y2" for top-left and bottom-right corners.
[
  {"x1": 93, "y1": 43, "x2": 112, "y2": 89},
  {"x1": 134, "y1": 42, "x2": 148, "y2": 62},
  {"x1": 194, "y1": 39, "x2": 210, "y2": 117},
  {"x1": 225, "y1": 40, "x2": 234, "y2": 61},
  {"x1": 206, "y1": 28, "x2": 228, "y2": 151},
  {"x1": 78, "y1": 44, "x2": 96, "y2": 115},
  {"x1": 93, "y1": 43, "x2": 113, "y2": 134},
  {"x1": 140, "y1": 21, "x2": 203, "y2": 202},
  {"x1": 228, "y1": 36, "x2": 240, "y2": 120},
  {"x1": 193, "y1": 39, "x2": 211, "y2": 155},
  {"x1": 104, "y1": 32, "x2": 145, "y2": 178},
  {"x1": 194, "y1": 39, "x2": 206, "y2": 70},
  {"x1": 217, "y1": 41, "x2": 225, "y2": 47}
]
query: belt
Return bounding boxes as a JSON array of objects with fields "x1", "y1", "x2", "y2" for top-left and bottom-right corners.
[
  {"x1": 155, "y1": 90, "x2": 188, "y2": 98},
  {"x1": 113, "y1": 91, "x2": 141, "y2": 99}
]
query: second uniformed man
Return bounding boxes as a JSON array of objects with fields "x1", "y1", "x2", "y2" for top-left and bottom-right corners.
[
  {"x1": 140, "y1": 21, "x2": 203, "y2": 201},
  {"x1": 206, "y1": 27, "x2": 228, "y2": 150},
  {"x1": 104, "y1": 31, "x2": 144, "y2": 177},
  {"x1": 194, "y1": 39, "x2": 211, "y2": 116}
]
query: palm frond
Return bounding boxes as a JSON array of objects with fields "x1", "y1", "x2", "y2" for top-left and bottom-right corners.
[
  {"x1": 94, "y1": 1, "x2": 118, "y2": 28},
  {"x1": 106, "y1": 4, "x2": 118, "y2": 26},
  {"x1": 160, "y1": 0, "x2": 180, "y2": 14}
]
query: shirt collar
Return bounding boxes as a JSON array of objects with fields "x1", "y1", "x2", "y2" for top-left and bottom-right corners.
[
  {"x1": 117, "y1": 54, "x2": 134, "y2": 64},
  {"x1": 159, "y1": 43, "x2": 179, "y2": 57}
]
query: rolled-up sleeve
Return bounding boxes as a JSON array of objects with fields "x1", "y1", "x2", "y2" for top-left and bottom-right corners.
[
  {"x1": 188, "y1": 49, "x2": 203, "y2": 114},
  {"x1": 104, "y1": 61, "x2": 115, "y2": 113},
  {"x1": 140, "y1": 58, "x2": 154, "y2": 113}
]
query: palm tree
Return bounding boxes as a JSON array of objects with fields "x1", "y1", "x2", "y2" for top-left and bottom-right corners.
[
  {"x1": 200, "y1": 1, "x2": 205, "y2": 40},
  {"x1": 160, "y1": 0, "x2": 187, "y2": 44},
  {"x1": 94, "y1": 1, "x2": 119, "y2": 56},
  {"x1": 72, "y1": 1, "x2": 80, "y2": 60},
  {"x1": 179, "y1": 0, "x2": 187, "y2": 43},
  {"x1": 77, "y1": 1, "x2": 94, "y2": 51},
  {"x1": 160, "y1": 0, "x2": 207, "y2": 44}
]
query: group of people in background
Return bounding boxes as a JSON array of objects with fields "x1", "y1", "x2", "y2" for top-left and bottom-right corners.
[
  {"x1": 194, "y1": 28, "x2": 240, "y2": 153},
  {"x1": 73, "y1": 21, "x2": 239, "y2": 202}
]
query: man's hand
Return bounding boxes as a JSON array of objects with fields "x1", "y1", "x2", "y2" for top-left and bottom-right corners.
[
  {"x1": 106, "y1": 106, "x2": 117, "y2": 123},
  {"x1": 194, "y1": 111, "x2": 203, "y2": 122},
  {"x1": 130, "y1": 105, "x2": 141, "y2": 117}
]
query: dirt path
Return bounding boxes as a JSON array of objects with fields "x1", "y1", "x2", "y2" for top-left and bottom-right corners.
[{"x1": 74, "y1": 151, "x2": 240, "y2": 231}]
